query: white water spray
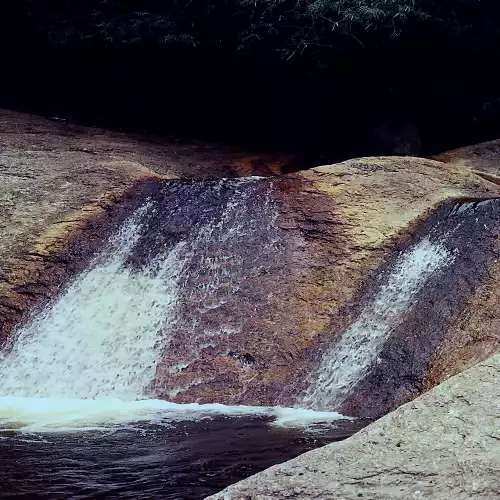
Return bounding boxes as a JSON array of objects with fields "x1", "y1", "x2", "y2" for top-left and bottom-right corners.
[
  {"x1": 158, "y1": 179, "x2": 281, "y2": 398},
  {"x1": 302, "y1": 237, "x2": 455, "y2": 410},
  {"x1": 0, "y1": 204, "x2": 183, "y2": 400},
  {"x1": 0, "y1": 181, "x2": 348, "y2": 432}
]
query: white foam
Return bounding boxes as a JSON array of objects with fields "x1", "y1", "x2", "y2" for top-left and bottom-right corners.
[
  {"x1": 302, "y1": 237, "x2": 455, "y2": 409},
  {"x1": 0, "y1": 207, "x2": 184, "y2": 400},
  {"x1": 0, "y1": 198, "x2": 349, "y2": 433},
  {"x1": 271, "y1": 407, "x2": 349, "y2": 428},
  {"x1": 0, "y1": 186, "x2": 353, "y2": 434},
  {"x1": 0, "y1": 396, "x2": 348, "y2": 433}
]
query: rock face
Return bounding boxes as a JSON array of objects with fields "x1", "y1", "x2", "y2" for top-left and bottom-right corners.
[
  {"x1": 148, "y1": 157, "x2": 500, "y2": 417},
  {"x1": 1, "y1": 108, "x2": 499, "y2": 421},
  {"x1": 434, "y1": 138, "x2": 500, "y2": 185},
  {"x1": 209, "y1": 354, "x2": 500, "y2": 500},
  {"x1": 0, "y1": 109, "x2": 291, "y2": 342},
  {"x1": 2, "y1": 110, "x2": 499, "y2": 500},
  {"x1": 422, "y1": 227, "x2": 500, "y2": 393}
]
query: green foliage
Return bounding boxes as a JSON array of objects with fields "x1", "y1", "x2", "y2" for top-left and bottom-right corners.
[
  {"x1": 24, "y1": 3, "x2": 195, "y2": 47},
  {"x1": 11, "y1": 0, "x2": 429, "y2": 52},
  {"x1": 236, "y1": 0, "x2": 429, "y2": 58},
  {"x1": 6, "y1": 1, "x2": 499, "y2": 62}
]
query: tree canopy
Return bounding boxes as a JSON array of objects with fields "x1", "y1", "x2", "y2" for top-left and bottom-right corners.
[{"x1": 4, "y1": 1, "x2": 483, "y2": 54}]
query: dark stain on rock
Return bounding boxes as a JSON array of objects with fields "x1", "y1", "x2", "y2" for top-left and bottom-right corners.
[
  {"x1": 228, "y1": 352, "x2": 257, "y2": 366},
  {"x1": 338, "y1": 198, "x2": 500, "y2": 418}
]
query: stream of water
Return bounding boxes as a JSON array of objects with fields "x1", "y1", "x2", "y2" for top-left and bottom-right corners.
[
  {"x1": 0, "y1": 179, "x2": 484, "y2": 498},
  {"x1": 301, "y1": 236, "x2": 455, "y2": 409},
  {"x1": 0, "y1": 179, "x2": 363, "y2": 499}
]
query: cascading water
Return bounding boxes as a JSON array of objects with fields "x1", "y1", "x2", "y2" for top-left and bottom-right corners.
[
  {"x1": 0, "y1": 178, "x2": 345, "y2": 432},
  {"x1": 152, "y1": 177, "x2": 285, "y2": 399},
  {"x1": 300, "y1": 199, "x2": 500, "y2": 413},
  {"x1": 301, "y1": 236, "x2": 455, "y2": 409},
  {"x1": 0, "y1": 175, "x2": 496, "y2": 499},
  {"x1": 0, "y1": 203, "x2": 184, "y2": 400},
  {"x1": 0, "y1": 202, "x2": 190, "y2": 430}
]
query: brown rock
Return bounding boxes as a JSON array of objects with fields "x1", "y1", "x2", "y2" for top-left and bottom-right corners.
[
  {"x1": 433, "y1": 138, "x2": 500, "y2": 186},
  {"x1": 153, "y1": 157, "x2": 500, "y2": 415},
  {"x1": 0, "y1": 109, "x2": 291, "y2": 343},
  {"x1": 1, "y1": 107, "x2": 499, "y2": 419}
]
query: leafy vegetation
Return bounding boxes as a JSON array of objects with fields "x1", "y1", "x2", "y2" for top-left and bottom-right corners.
[
  {"x1": 6, "y1": 1, "x2": 499, "y2": 68},
  {"x1": 2, "y1": 1, "x2": 442, "y2": 52}
]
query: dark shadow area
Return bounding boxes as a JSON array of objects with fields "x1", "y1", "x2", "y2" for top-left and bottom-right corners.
[{"x1": 2, "y1": 2, "x2": 500, "y2": 161}]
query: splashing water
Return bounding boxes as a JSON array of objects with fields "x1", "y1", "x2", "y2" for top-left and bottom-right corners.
[
  {"x1": 0, "y1": 203, "x2": 183, "y2": 400},
  {"x1": 0, "y1": 396, "x2": 347, "y2": 433},
  {"x1": 154, "y1": 178, "x2": 283, "y2": 398},
  {"x1": 0, "y1": 179, "x2": 348, "y2": 432},
  {"x1": 301, "y1": 237, "x2": 455, "y2": 410}
]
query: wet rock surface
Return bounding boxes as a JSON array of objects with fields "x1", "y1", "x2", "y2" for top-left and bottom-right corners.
[
  {"x1": 2, "y1": 110, "x2": 500, "y2": 500},
  {"x1": 280, "y1": 158, "x2": 500, "y2": 415},
  {"x1": 209, "y1": 354, "x2": 500, "y2": 500},
  {"x1": 1, "y1": 109, "x2": 499, "y2": 418},
  {"x1": 0, "y1": 182, "x2": 156, "y2": 343},
  {"x1": 108, "y1": 158, "x2": 499, "y2": 414},
  {"x1": 338, "y1": 199, "x2": 500, "y2": 418}
]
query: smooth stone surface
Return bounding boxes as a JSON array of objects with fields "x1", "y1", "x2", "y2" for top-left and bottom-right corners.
[
  {"x1": 0, "y1": 109, "x2": 290, "y2": 340},
  {"x1": 434, "y1": 139, "x2": 500, "y2": 185},
  {"x1": 209, "y1": 354, "x2": 500, "y2": 500},
  {"x1": 1, "y1": 110, "x2": 499, "y2": 417}
]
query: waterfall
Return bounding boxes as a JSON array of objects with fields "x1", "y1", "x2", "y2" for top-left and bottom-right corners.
[
  {"x1": 152, "y1": 177, "x2": 282, "y2": 398},
  {"x1": 0, "y1": 178, "x2": 347, "y2": 431},
  {"x1": 2, "y1": 175, "x2": 472, "y2": 430},
  {"x1": 0, "y1": 203, "x2": 183, "y2": 400},
  {"x1": 301, "y1": 236, "x2": 455, "y2": 410}
]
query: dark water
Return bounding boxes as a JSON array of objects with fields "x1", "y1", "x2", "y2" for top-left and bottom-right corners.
[{"x1": 0, "y1": 416, "x2": 367, "y2": 499}]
